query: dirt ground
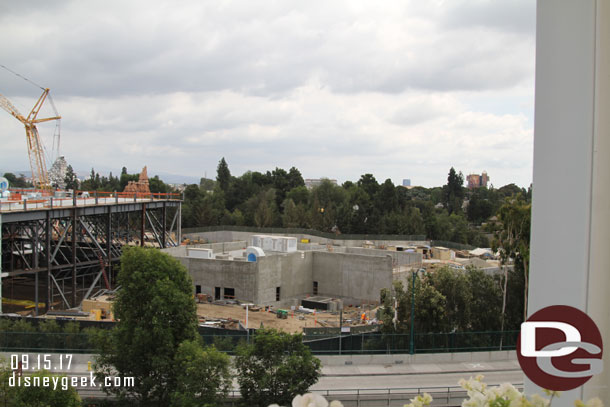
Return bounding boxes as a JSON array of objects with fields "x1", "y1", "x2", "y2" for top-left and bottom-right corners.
[{"x1": 196, "y1": 302, "x2": 377, "y2": 333}]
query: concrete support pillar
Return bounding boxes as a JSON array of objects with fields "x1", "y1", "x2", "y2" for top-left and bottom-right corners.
[
  {"x1": 529, "y1": 0, "x2": 609, "y2": 403},
  {"x1": 584, "y1": 0, "x2": 610, "y2": 400}
]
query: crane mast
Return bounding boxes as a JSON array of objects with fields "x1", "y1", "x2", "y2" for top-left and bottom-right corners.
[{"x1": 0, "y1": 88, "x2": 61, "y2": 189}]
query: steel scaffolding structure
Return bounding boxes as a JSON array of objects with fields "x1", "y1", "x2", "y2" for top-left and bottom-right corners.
[{"x1": 1, "y1": 195, "x2": 181, "y2": 315}]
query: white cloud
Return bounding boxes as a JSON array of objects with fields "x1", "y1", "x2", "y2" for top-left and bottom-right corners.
[{"x1": 0, "y1": 0, "x2": 535, "y2": 188}]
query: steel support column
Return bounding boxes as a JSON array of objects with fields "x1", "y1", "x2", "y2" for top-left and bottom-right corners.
[
  {"x1": 72, "y1": 209, "x2": 77, "y2": 307},
  {"x1": 46, "y1": 212, "x2": 51, "y2": 312}
]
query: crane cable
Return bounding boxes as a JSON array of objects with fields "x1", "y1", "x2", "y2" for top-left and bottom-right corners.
[{"x1": 0, "y1": 63, "x2": 45, "y2": 90}]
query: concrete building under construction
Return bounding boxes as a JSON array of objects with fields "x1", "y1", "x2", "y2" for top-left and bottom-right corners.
[{"x1": 164, "y1": 233, "x2": 423, "y2": 307}]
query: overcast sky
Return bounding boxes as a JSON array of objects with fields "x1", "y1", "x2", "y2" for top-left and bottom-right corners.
[{"x1": 0, "y1": 0, "x2": 535, "y2": 188}]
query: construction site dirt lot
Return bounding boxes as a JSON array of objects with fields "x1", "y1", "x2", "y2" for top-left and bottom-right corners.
[{"x1": 196, "y1": 303, "x2": 377, "y2": 334}]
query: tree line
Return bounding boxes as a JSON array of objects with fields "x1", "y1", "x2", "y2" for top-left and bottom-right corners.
[
  {"x1": 380, "y1": 264, "x2": 526, "y2": 335},
  {"x1": 182, "y1": 158, "x2": 531, "y2": 247},
  {"x1": 64, "y1": 166, "x2": 170, "y2": 194},
  {"x1": 378, "y1": 193, "x2": 531, "y2": 335}
]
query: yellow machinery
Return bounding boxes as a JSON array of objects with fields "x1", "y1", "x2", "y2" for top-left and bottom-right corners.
[{"x1": 0, "y1": 88, "x2": 61, "y2": 189}]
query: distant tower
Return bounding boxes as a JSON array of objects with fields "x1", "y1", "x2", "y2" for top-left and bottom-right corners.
[
  {"x1": 402, "y1": 179, "x2": 411, "y2": 187},
  {"x1": 481, "y1": 171, "x2": 489, "y2": 187},
  {"x1": 467, "y1": 172, "x2": 489, "y2": 189}
]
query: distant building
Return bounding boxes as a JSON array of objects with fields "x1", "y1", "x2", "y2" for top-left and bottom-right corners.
[
  {"x1": 467, "y1": 171, "x2": 489, "y2": 189},
  {"x1": 304, "y1": 178, "x2": 338, "y2": 189},
  {"x1": 402, "y1": 179, "x2": 411, "y2": 187},
  {"x1": 48, "y1": 156, "x2": 68, "y2": 189}
]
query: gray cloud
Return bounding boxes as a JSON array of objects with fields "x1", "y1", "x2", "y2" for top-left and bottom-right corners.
[{"x1": 0, "y1": 1, "x2": 535, "y2": 188}]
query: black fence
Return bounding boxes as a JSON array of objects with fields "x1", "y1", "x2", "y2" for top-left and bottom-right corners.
[
  {"x1": 0, "y1": 329, "x2": 519, "y2": 355},
  {"x1": 303, "y1": 330, "x2": 519, "y2": 355}
]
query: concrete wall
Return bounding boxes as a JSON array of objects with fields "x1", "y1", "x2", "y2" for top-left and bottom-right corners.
[
  {"x1": 256, "y1": 251, "x2": 313, "y2": 305},
  {"x1": 178, "y1": 257, "x2": 257, "y2": 302},
  {"x1": 178, "y1": 241, "x2": 247, "y2": 253},
  {"x1": 185, "y1": 230, "x2": 427, "y2": 248},
  {"x1": 344, "y1": 247, "x2": 422, "y2": 267},
  {"x1": 170, "y1": 240, "x2": 393, "y2": 307},
  {"x1": 162, "y1": 245, "x2": 187, "y2": 256},
  {"x1": 162, "y1": 242, "x2": 247, "y2": 258},
  {"x1": 312, "y1": 252, "x2": 392, "y2": 305}
]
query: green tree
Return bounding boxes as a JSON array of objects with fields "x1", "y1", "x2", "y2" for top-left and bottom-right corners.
[
  {"x1": 442, "y1": 167, "x2": 465, "y2": 215},
  {"x1": 171, "y1": 340, "x2": 232, "y2": 407},
  {"x1": 286, "y1": 185, "x2": 309, "y2": 206},
  {"x1": 93, "y1": 247, "x2": 205, "y2": 406},
  {"x1": 246, "y1": 189, "x2": 277, "y2": 227},
  {"x1": 466, "y1": 189, "x2": 494, "y2": 224},
  {"x1": 375, "y1": 178, "x2": 399, "y2": 214},
  {"x1": 216, "y1": 157, "x2": 232, "y2": 192},
  {"x1": 281, "y1": 198, "x2": 301, "y2": 228},
  {"x1": 149, "y1": 175, "x2": 170, "y2": 194},
  {"x1": 493, "y1": 197, "x2": 531, "y2": 326},
  {"x1": 286, "y1": 166, "x2": 305, "y2": 189},
  {"x1": 199, "y1": 177, "x2": 216, "y2": 191},
  {"x1": 379, "y1": 281, "x2": 410, "y2": 334},
  {"x1": 119, "y1": 169, "x2": 139, "y2": 191},
  {"x1": 428, "y1": 267, "x2": 472, "y2": 331},
  {"x1": 63, "y1": 165, "x2": 79, "y2": 190},
  {"x1": 357, "y1": 173, "x2": 379, "y2": 197},
  {"x1": 235, "y1": 329, "x2": 321, "y2": 407},
  {"x1": 2, "y1": 172, "x2": 31, "y2": 188},
  {"x1": 466, "y1": 267, "x2": 503, "y2": 331},
  {"x1": 380, "y1": 279, "x2": 448, "y2": 335},
  {"x1": 497, "y1": 183, "x2": 525, "y2": 200}
]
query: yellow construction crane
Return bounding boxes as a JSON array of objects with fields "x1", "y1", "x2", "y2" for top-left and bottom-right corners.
[{"x1": 0, "y1": 88, "x2": 61, "y2": 189}]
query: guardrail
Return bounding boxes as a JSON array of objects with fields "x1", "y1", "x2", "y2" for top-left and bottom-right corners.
[
  {"x1": 0, "y1": 190, "x2": 181, "y2": 212},
  {"x1": 224, "y1": 383, "x2": 525, "y2": 407}
]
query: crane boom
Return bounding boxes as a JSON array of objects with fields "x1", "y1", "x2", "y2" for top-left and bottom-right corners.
[{"x1": 0, "y1": 88, "x2": 61, "y2": 189}]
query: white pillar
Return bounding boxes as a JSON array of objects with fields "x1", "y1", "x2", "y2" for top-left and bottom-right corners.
[
  {"x1": 584, "y1": 0, "x2": 610, "y2": 400},
  {"x1": 0, "y1": 213, "x2": 2, "y2": 314},
  {"x1": 529, "y1": 0, "x2": 609, "y2": 403}
]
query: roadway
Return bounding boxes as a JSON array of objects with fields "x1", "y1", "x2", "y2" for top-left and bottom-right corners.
[{"x1": 2, "y1": 352, "x2": 523, "y2": 406}]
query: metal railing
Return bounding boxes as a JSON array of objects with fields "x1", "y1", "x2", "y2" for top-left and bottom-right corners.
[
  {"x1": 224, "y1": 383, "x2": 524, "y2": 407},
  {"x1": 0, "y1": 189, "x2": 181, "y2": 212},
  {"x1": 0, "y1": 330, "x2": 519, "y2": 355}
]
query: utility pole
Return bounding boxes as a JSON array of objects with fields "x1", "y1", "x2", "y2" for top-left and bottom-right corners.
[
  {"x1": 409, "y1": 270, "x2": 416, "y2": 355},
  {"x1": 339, "y1": 309, "x2": 343, "y2": 355}
]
